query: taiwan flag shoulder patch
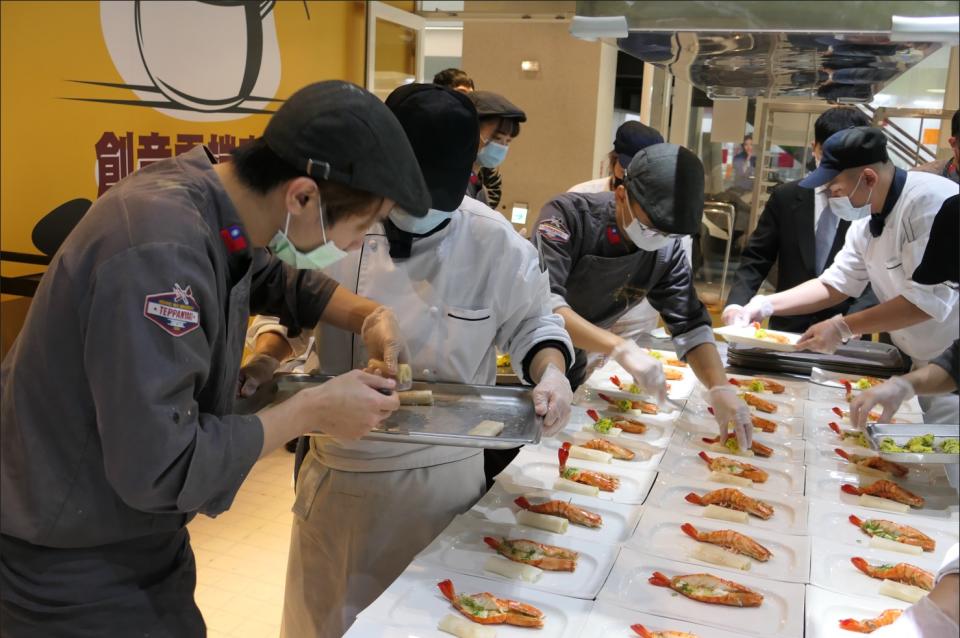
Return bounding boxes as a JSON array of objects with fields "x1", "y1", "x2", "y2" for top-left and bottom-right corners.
[{"x1": 144, "y1": 283, "x2": 200, "y2": 337}]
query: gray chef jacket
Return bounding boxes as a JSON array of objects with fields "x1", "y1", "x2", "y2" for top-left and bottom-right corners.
[
  {"x1": 0, "y1": 146, "x2": 338, "y2": 549},
  {"x1": 532, "y1": 192, "x2": 714, "y2": 386}
]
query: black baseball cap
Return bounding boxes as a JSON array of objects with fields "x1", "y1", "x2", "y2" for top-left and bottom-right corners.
[
  {"x1": 799, "y1": 126, "x2": 888, "y2": 189},
  {"x1": 614, "y1": 121, "x2": 664, "y2": 169},
  {"x1": 913, "y1": 194, "x2": 958, "y2": 285},
  {"x1": 468, "y1": 91, "x2": 527, "y2": 122},
  {"x1": 385, "y1": 84, "x2": 478, "y2": 212},
  {"x1": 263, "y1": 80, "x2": 431, "y2": 216},
  {"x1": 624, "y1": 143, "x2": 705, "y2": 235}
]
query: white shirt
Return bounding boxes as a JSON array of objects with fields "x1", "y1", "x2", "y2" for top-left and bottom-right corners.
[
  {"x1": 813, "y1": 184, "x2": 836, "y2": 228},
  {"x1": 819, "y1": 171, "x2": 959, "y2": 362},
  {"x1": 568, "y1": 176, "x2": 612, "y2": 194}
]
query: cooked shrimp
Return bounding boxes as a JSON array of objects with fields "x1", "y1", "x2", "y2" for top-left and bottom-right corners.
[
  {"x1": 680, "y1": 522, "x2": 771, "y2": 561},
  {"x1": 483, "y1": 536, "x2": 578, "y2": 571},
  {"x1": 838, "y1": 609, "x2": 903, "y2": 633},
  {"x1": 708, "y1": 406, "x2": 777, "y2": 433},
  {"x1": 648, "y1": 571, "x2": 763, "y2": 607},
  {"x1": 728, "y1": 377, "x2": 785, "y2": 394},
  {"x1": 598, "y1": 392, "x2": 658, "y2": 414},
  {"x1": 829, "y1": 422, "x2": 870, "y2": 448},
  {"x1": 850, "y1": 557, "x2": 934, "y2": 591},
  {"x1": 559, "y1": 443, "x2": 620, "y2": 491},
  {"x1": 632, "y1": 625, "x2": 700, "y2": 638},
  {"x1": 583, "y1": 438, "x2": 636, "y2": 460},
  {"x1": 835, "y1": 448, "x2": 909, "y2": 478},
  {"x1": 848, "y1": 515, "x2": 935, "y2": 552},
  {"x1": 684, "y1": 488, "x2": 774, "y2": 519},
  {"x1": 842, "y1": 480, "x2": 925, "y2": 508},
  {"x1": 740, "y1": 392, "x2": 778, "y2": 413},
  {"x1": 664, "y1": 367, "x2": 685, "y2": 381},
  {"x1": 513, "y1": 496, "x2": 602, "y2": 528},
  {"x1": 438, "y1": 579, "x2": 544, "y2": 627},
  {"x1": 701, "y1": 435, "x2": 774, "y2": 458},
  {"x1": 698, "y1": 451, "x2": 769, "y2": 483}
]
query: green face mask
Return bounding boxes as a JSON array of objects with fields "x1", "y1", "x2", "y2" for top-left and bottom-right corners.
[{"x1": 268, "y1": 198, "x2": 347, "y2": 270}]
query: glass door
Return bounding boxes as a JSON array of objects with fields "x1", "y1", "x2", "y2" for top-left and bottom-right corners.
[{"x1": 366, "y1": 2, "x2": 425, "y2": 101}]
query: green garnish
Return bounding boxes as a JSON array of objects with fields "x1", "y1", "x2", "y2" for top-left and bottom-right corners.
[
  {"x1": 854, "y1": 378, "x2": 872, "y2": 390},
  {"x1": 615, "y1": 399, "x2": 633, "y2": 412},
  {"x1": 593, "y1": 417, "x2": 615, "y2": 434},
  {"x1": 747, "y1": 380, "x2": 766, "y2": 392},
  {"x1": 562, "y1": 467, "x2": 579, "y2": 480},
  {"x1": 724, "y1": 438, "x2": 741, "y2": 453},
  {"x1": 940, "y1": 439, "x2": 960, "y2": 454},
  {"x1": 755, "y1": 327, "x2": 768, "y2": 339}
]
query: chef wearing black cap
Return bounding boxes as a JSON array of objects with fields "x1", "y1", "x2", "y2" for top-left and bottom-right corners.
[
  {"x1": 244, "y1": 83, "x2": 573, "y2": 638},
  {"x1": 729, "y1": 126, "x2": 958, "y2": 423},
  {"x1": 466, "y1": 89, "x2": 527, "y2": 207},
  {"x1": 535, "y1": 143, "x2": 755, "y2": 450},
  {"x1": 0, "y1": 80, "x2": 430, "y2": 637}
]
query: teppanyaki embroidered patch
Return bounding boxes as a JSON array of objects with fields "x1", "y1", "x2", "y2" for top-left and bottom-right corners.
[
  {"x1": 538, "y1": 217, "x2": 571, "y2": 243},
  {"x1": 143, "y1": 283, "x2": 200, "y2": 337}
]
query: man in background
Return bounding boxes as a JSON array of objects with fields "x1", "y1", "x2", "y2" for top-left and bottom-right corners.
[
  {"x1": 915, "y1": 110, "x2": 959, "y2": 185},
  {"x1": 432, "y1": 67, "x2": 474, "y2": 93}
]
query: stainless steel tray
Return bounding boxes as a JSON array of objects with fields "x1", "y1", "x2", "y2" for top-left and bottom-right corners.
[
  {"x1": 866, "y1": 423, "x2": 960, "y2": 465},
  {"x1": 235, "y1": 373, "x2": 542, "y2": 449}
]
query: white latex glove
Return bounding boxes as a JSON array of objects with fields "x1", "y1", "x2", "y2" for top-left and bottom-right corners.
[
  {"x1": 610, "y1": 340, "x2": 667, "y2": 404},
  {"x1": 850, "y1": 376, "x2": 915, "y2": 429},
  {"x1": 360, "y1": 306, "x2": 409, "y2": 377},
  {"x1": 721, "y1": 304, "x2": 744, "y2": 326},
  {"x1": 797, "y1": 314, "x2": 854, "y2": 354},
  {"x1": 237, "y1": 353, "x2": 281, "y2": 398},
  {"x1": 532, "y1": 363, "x2": 573, "y2": 437},
  {"x1": 298, "y1": 370, "x2": 399, "y2": 440},
  {"x1": 707, "y1": 385, "x2": 753, "y2": 450},
  {"x1": 729, "y1": 295, "x2": 774, "y2": 327}
]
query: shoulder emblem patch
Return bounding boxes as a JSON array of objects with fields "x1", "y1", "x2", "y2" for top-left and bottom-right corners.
[
  {"x1": 538, "y1": 217, "x2": 570, "y2": 243},
  {"x1": 143, "y1": 283, "x2": 200, "y2": 337}
]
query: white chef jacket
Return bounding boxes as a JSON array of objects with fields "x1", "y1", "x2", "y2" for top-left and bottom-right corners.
[
  {"x1": 249, "y1": 196, "x2": 573, "y2": 472},
  {"x1": 819, "y1": 171, "x2": 959, "y2": 363}
]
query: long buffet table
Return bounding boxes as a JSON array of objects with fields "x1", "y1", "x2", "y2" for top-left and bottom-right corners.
[{"x1": 343, "y1": 344, "x2": 959, "y2": 638}]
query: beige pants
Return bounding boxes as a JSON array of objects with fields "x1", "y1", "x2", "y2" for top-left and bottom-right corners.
[{"x1": 280, "y1": 451, "x2": 486, "y2": 638}]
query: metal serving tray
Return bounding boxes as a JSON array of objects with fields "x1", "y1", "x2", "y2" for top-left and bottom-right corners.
[
  {"x1": 865, "y1": 423, "x2": 960, "y2": 465},
  {"x1": 235, "y1": 373, "x2": 542, "y2": 450}
]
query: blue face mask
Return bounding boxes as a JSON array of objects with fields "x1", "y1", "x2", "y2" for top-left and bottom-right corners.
[
  {"x1": 477, "y1": 140, "x2": 509, "y2": 168},
  {"x1": 389, "y1": 207, "x2": 453, "y2": 234},
  {"x1": 268, "y1": 197, "x2": 347, "y2": 270}
]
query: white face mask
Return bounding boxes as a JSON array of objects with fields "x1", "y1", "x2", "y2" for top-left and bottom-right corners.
[
  {"x1": 829, "y1": 172, "x2": 874, "y2": 221},
  {"x1": 389, "y1": 207, "x2": 453, "y2": 234},
  {"x1": 624, "y1": 218, "x2": 675, "y2": 252}
]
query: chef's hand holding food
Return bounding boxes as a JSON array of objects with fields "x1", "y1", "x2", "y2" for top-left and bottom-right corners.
[
  {"x1": 723, "y1": 294, "x2": 774, "y2": 327},
  {"x1": 610, "y1": 339, "x2": 667, "y2": 405},
  {"x1": 850, "y1": 376, "x2": 915, "y2": 429},
  {"x1": 283, "y1": 370, "x2": 400, "y2": 440},
  {"x1": 361, "y1": 305, "x2": 408, "y2": 377},
  {"x1": 707, "y1": 385, "x2": 753, "y2": 450},
  {"x1": 238, "y1": 352, "x2": 283, "y2": 398},
  {"x1": 531, "y1": 362, "x2": 573, "y2": 436}
]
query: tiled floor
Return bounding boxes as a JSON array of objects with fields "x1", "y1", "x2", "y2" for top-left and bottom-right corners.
[{"x1": 188, "y1": 449, "x2": 296, "y2": 638}]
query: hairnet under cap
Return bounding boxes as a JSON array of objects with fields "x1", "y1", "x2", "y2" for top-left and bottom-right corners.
[{"x1": 623, "y1": 143, "x2": 705, "y2": 235}]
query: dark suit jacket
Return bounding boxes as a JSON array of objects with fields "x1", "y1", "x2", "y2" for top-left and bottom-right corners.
[{"x1": 727, "y1": 180, "x2": 877, "y2": 333}]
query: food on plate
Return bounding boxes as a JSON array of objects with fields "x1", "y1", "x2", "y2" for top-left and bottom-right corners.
[
  {"x1": 553, "y1": 478, "x2": 600, "y2": 497},
  {"x1": 438, "y1": 613, "x2": 497, "y2": 638},
  {"x1": 598, "y1": 392, "x2": 658, "y2": 415},
  {"x1": 848, "y1": 515, "x2": 935, "y2": 552},
  {"x1": 483, "y1": 556, "x2": 542, "y2": 583},
  {"x1": 832, "y1": 406, "x2": 899, "y2": 424},
  {"x1": 646, "y1": 350, "x2": 688, "y2": 367},
  {"x1": 496, "y1": 353, "x2": 511, "y2": 368},
  {"x1": 664, "y1": 368, "x2": 685, "y2": 381},
  {"x1": 739, "y1": 392, "x2": 778, "y2": 414},
  {"x1": 648, "y1": 571, "x2": 764, "y2": 607},
  {"x1": 514, "y1": 496, "x2": 602, "y2": 529},
  {"x1": 611, "y1": 374, "x2": 642, "y2": 395},
  {"x1": 584, "y1": 409, "x2": 623, "y2": 435},
  {"x1": 707, "y1": 472, "x2": 753, "y2": 488},
  {"x1": 613, "y1": 416, "x2": 650, "y2": 435},
  {"x1": 835, "y1": 448, "x2": 909, "y2": 478},
  {"x1": 701, "y1": 435, "x2": 772, "y2": 458},
  {"x1": 879, "y1": 433, "x2": 960, "y2": 454},
  {"x1": 631, "y1": 624, "x2": 700, "y2": 638},
  {"x1": 437, "y1": 579, "x2": 544, "y2": 628},
  {"x1": 707, "y1": 406, "x2": 777, "y2": 433},
  {"x1": 398, "y1": 390, "x2": 434, "y2": 405},
  {"x1": 697, "y1": 451, "x2": 768, "y2": 483},
  {"x1": 877, "y1": 579, "x2": 929, "y2": 603},
  {"x1": 850, "y1": 557, "x2": 934, "y2": 591},
  {"x1": 680, "y1": 522, "x2": 771, "y2": 561},
  {"x1": 838, "y1": 609, "x2": 903, "y2": 634},
  {"x1": 690, "y1": 544, "x2": 752, "y2": 570},
  {"x1": 483, "y1": 536, "x2": 578, "y2": 572},
  {"x1": 728, "y1": 377, "x2": 785, "y2": 394},
  {"x1": 567, "y1": 444, "x2": 612, "y2": 464},
  {"x1": 515, "y1": 510, "x2": 568, "y2": 534},
  {"x1": 582, "y1": 438, "x2": 636, "y2": 461},
  {"x1": 702, "y1": 505, "x2": 750, "y2": 523},
  {"x1": 829, "y1": 422, "x2": 870, "y2": 448},
  {"x1": 468, "y1": 420, "x2": 505, "y2": 437},
  {"x1": 841, "y1": 378, "x2": 884, "y2": 401},
  {"x1": 751, "y1": 321, "x2": 790, "y2": 345},
  {"x1": 842, "y1": 480, "x2": 925, "y2": 508},
  {"x1": 684, "y1": 488, "x2": 774, "y2": 520},
  {"x1": 559, "y1": 443, "x2": 619, "y2": 492}
]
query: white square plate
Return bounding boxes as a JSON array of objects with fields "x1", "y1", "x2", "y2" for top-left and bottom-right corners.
[
  {"x1": 579, "y1": 601, "x2": 759, "y2": 638},
  {"x1": 415, "y1": 514, "x2": 620, "y2": 599},
  {"x1": 713, "y1": 325, "x2": 801, "y2": 352},
  {"x1": 630, "y1": 506, "x2": 811, "y2": 583},
  {"x1": 807, "y1": 500, "x2": 960, "y2": 566},
  {"x1": 670, "y1": 429, "x2": 805, "y2": 464},
  {"x1": 498, "y1": 447, "x2": 658, "y2": 505},
  {"x1": 468, "y1": 481, "x2": 643, "y2": 544},
  {"x1": 658, "y1": 446, "x2": 806, "y2": 494},
  {"x1": 566, "y1": 406, "x2": 676, "y2": 448},
  {"x1": 533, "y1": 432, "x2": 667, "y2": 471},
  {"x1": 723, "y1": 373, "x2": 809, "y2": 400},
  {"x1": 645, "y1": 475, "x2": 809, "y2": 535},
  {"x1": 809, "y1": 535, "x2": 941, "y2": 601},
  {"x1": 598, "y1": 549, "x2": 805, "y2": 638},
  {"x1": 803, "y1": 585, "x2": 909, "y2": 638},
  {"x1": 685, "y1": 393, "x2": 804, "y2": 418},
  {"x1": 803, "y1": 440, "x2": 953, "y2": 487},
  {"x1": 356, "y1": 562, "x2": 593, "y2": 638}
]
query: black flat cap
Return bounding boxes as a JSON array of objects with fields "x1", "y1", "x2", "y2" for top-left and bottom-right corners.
[
  {"x1": 468, "y1": 90, "x2": 526, "y2": 122},
  {"x1": 800, "y1": 126, "x2": 888, "y2": 189},
  {"x1": 614, "y1": 121, "x2": 664, "y2": 169},
  {"x1": 624, "y1": 143, "x2": 705, "y2": 235},
  {"x1": 913, "y1": 194, "x2": 958, "y2": 285},
  {"x1": 385, "y1": 84, "x2": 478, "y2": 212},
  {"x1": 263, "y1": 80, "x2": 431, "y2": 216}
]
